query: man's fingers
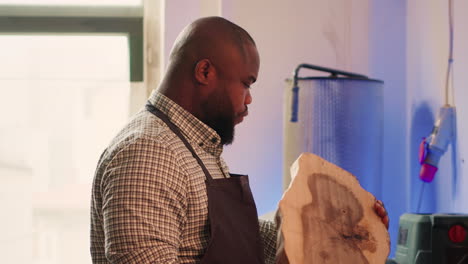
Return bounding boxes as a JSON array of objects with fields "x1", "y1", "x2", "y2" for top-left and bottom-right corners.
[
  {"x1": 374, "y1": 202, "x2": 385, "y2": 216},
  {"x1": 375, "y1": 200, "x2": 387, "y2": 215},
  {"x1": 379, "y1": 204, "x2": 387, "y2": 216},
  {"x1": 383, "y1": 215, "x2": 389, "y2": 229},
  {"x1": 374, "y1": 200, "x2": 389, "y2": 230}
]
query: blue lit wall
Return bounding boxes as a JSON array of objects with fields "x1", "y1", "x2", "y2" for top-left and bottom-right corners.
[
  {"x1": 368, "y1": 0, "x2": 468, "y2": 257},
  {"x1": 405, "y1": 0, "x2": 468, "y2": 216},
  {"x1": 369, "y1": 0, "x2": 408, "y2": 256}
]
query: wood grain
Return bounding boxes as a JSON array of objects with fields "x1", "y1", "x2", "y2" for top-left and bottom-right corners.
[{"x1": 276, "y1": 153, "x2": 390, "y2": 264}]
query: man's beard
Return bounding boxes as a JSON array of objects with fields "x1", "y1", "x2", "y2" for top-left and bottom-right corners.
[
  {"x1": 204, "y1": 113, "x2": 235, "y2": 145},
  {"x1": 201, "y1": 93, "x2": 236, "y2": 145}
]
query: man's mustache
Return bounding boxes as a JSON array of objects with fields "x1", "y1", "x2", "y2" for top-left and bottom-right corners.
[{"x1": 238, "y1": 105, "x2": 249, "y2": 117}]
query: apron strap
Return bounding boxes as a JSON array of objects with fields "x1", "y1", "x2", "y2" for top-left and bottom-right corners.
[{"x1": 145, "y1": 102, "x2": 215, "y2": 181}]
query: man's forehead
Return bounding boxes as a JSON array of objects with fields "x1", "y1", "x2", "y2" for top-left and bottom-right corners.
[{"x1": 244, "y1": 43, "x2": 260, "y2": 76}]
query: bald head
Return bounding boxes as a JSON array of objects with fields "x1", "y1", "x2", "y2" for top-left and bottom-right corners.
[
  {"x1": 168, "y1": 16, "x2": 255, "y2": 66},
  {"x1": 159, "y1": 16, "x2": 258, "y2": 103}
]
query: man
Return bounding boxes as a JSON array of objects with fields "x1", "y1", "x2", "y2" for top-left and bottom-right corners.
[{"x1": 90, "y1": 16, "x2": 388, "y2": 264}]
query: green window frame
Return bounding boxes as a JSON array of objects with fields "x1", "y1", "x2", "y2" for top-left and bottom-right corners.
[{"x1": 0, "y1": 5, "x2": 143, "y2": 82}]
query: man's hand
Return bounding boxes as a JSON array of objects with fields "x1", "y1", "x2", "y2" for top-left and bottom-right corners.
[{"x1": 374, "y1": 200, "x2": 389, "y2": 230}]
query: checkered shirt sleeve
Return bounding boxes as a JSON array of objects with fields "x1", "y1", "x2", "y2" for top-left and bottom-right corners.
[
  {"x1": 260, "y1": 219, "x2": 277, "y2": 264},
  {"x1": 92, "y1": 138, "x2": 188, "y2": 263}
]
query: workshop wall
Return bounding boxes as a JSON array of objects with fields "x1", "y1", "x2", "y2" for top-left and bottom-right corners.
[{"x1": 406, "y1": 0, "x2": 467, "y2": 214}]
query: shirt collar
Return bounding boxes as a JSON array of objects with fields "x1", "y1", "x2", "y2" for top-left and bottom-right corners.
[{"x1": 148, "y1": 90, "x2": 223, "y2": 157}]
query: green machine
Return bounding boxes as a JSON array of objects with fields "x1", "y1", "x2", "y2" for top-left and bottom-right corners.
[{"x1": 386, "y1": 213, "x2": 468, "y2": 264}]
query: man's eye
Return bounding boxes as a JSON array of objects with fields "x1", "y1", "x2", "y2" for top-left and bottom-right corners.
[{"x1": 243, "y1": 82, "x2": 251, "y2": 89}]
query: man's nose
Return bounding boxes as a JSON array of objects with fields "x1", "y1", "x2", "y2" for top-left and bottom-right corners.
[{"x1": 245, "y1": 90, "x2": 252, "y2": 105}]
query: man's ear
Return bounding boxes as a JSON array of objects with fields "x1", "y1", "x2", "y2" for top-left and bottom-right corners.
[{"x1": 194, "y1": 59, "x2": 214, "y2": 85}]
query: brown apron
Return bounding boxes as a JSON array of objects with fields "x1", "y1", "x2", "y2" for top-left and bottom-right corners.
[{"x1": 146, "y1": 103, "x2": 265, "y2": 264}]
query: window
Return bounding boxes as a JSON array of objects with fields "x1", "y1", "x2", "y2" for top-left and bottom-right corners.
[{"x1": 0, "y1": 4, "x2": 144, "y2": 264}]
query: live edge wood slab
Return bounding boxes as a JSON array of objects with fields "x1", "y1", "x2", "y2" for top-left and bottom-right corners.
[{"x1": 276, "y1": 153, "x2": 390, "y2": 264}]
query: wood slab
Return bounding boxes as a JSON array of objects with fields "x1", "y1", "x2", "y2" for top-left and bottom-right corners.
[{"x1": 276, "y1": 153, "x2": 390, "y2": 264}]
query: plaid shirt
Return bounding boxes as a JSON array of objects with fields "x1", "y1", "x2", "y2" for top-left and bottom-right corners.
[{"x1": 90, "y1": 91, "x2": 276, "y2": 263}]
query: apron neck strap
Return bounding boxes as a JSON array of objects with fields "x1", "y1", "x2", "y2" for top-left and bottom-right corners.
[{"x1": 145, "y1": 102, "x2": 214, "y2": 181}]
